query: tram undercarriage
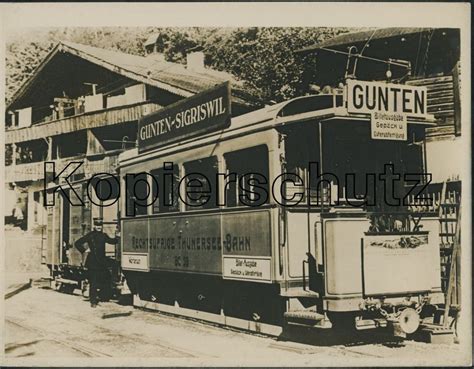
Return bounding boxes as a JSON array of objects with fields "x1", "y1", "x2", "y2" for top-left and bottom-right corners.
[{"x1": 124, "y1": 268, "x2": 447, "y2": 341}]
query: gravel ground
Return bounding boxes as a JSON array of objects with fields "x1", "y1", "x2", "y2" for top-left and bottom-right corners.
[{"x1": 2, "y1": 286, "x2": 470, "y2": 367}]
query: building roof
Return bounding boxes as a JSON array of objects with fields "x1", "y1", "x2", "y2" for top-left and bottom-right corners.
[
  {"x1": 7, "y1": 40, "x2": 256, "y2": 111},
  {"x1": 297, "y1": 27, "x2": 432, "y2": 53},
  {"x1": 144, "y1": 33, "x2": 161, "y2": 47}
]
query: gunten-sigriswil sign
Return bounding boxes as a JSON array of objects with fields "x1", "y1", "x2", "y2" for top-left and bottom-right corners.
[{"x1": 138, "y1": 82, "x2": 231, "y2": 152}]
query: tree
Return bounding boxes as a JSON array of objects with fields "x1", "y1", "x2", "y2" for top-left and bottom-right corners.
[{"x1": 201, "y1": 27, "x2": 349, "y2": 102}]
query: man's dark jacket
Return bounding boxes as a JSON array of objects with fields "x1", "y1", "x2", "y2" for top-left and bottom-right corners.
[{"x1": 75, "y1": 230, "x2": 118, "y2": 270}]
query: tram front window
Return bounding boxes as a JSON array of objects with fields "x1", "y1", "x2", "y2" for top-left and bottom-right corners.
[
  {"x1": 183, "y1": 156, "x2": 219, "y2": 210},
  {"x1": 321, "y1": 120, "x2": 424, "y2": 209},
  {"x1": 224, "y1": 145, "x2": 269, "y2": 207},
  {"x1": 281, "y1": 120, "x2": 424, "y2": 208}
]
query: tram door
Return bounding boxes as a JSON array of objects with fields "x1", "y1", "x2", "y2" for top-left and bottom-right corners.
[
  {"x1": 280, "y1": 122, "x2": 322, "y2": 283},
  {"x1": 68, "y1": 184, "x2": 88, "y2": 267},
  {"x1": 61, "y1": 192, "x2": 70, "y2": 263}
]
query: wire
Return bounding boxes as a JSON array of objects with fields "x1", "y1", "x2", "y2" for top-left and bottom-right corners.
[
  {"x1": 421, "y1": 29, "x2": 435, "y2": 77},
  {"x1": 359, "y1": 29, "x2": 377, "y2": 57},
  {"x1": 414, "y1": 31, "x2": 423, "y2": 76},
  {"x1": 318, "y1": 47, "x2": 411, "y2": 69}
]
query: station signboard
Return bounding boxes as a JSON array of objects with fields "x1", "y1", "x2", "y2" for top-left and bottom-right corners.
[
  {"x1": 345, "y1": 79, "x2": 428, "y2": 141},
  {"x1": 138, "y1": 82, "x2": 231, "y2": 152}
]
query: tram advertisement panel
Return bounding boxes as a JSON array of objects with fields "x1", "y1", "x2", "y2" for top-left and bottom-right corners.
[
  {"x1": 362, "y1": 232, "x2": 434, "y2": 295},
  {"x1": 148, "y1": 215, "x2": 222, "y2": 274},
  {"x1": 121, "y1": 210, "x2": 272, "y2": 280}
]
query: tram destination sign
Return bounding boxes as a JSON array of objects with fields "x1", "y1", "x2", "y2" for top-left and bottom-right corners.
[
  {"x1": 346, "y1": 79, "x2": 427, "y2": 141},
  {"x1": 346, "y1": 79, "x2": 428, "y2": 118},
  {"x1": 138, "y1": 82, "x2": 231, "y2": 152}
]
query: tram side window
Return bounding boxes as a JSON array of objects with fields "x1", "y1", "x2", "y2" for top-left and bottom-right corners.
[
  {"x1": 151, "y1": 164, "x2": 180, "y2": 213},
  {"x1": 282, "y1": 123, "x2": 319, "y2": 204},
  {"x1": 183, "y1": 156, "x2": 219, "y2": 210},
  {"x1": 224, "y1": 145, "x2": 269, "y2": 207},
  {"x1": 125, "y1": 173, "x2": 149, "y2": 216}
]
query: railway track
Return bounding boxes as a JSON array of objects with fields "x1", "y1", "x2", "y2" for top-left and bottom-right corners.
[
  {"x1": 6, "y1": 287, "x2": 462, "y2": 363},
  {"x1": 6, "y1": 307, "x2": 202, "y2": 359},
  {"x1": 6, "y1": 318, "x2": 112, "y2": 358}
]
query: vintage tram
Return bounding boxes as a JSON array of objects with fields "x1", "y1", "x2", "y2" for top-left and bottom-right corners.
[{"x1": 116, "y1": 80, "x2": 445, "y2": 337}]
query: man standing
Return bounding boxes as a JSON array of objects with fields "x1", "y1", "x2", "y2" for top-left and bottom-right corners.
[{"x1": 75, "y1": 218, "x2": 119, "y2": 308}]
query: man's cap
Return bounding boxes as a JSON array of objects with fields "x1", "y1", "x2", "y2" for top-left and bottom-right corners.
[{"x1": 93, "y1": 217, "x2": 103, "y2": 226}]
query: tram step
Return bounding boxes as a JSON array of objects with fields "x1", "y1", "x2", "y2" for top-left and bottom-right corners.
[
  {"x1": 55, "y1": 277, "x2": 80, "y2": 286},
  {"x1": 284, "y1": 310, "x2": 325, "y2": 322},
  {"x1": 284, "y1": 310, "x2": 332, "y2": 329},
  {"x1": 280, "y1": 289, "x2": 319, "y2": 298}
]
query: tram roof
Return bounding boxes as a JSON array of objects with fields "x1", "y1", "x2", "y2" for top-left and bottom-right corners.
[{"x1": 118, "y1": 93, "x2": 435, "y2": 166}]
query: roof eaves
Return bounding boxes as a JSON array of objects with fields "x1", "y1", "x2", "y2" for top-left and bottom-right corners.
[
  {"x1": 296, "y1": 27, "x2": 431, "y2": 53},
  {"x1": 7, "y1": 40, "x2": 257, "y2": 112},
  {"x1": 59, "y1": 42, "x2": 194, "y2": 99},
  {"x1": 7, "y1": 43, "x2": 62, "y2": 111}
]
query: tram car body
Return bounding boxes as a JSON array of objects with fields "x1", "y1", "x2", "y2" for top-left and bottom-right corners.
[
  {"x1": 118, "y1": 81, "x2": 444, "y2": 336},
  {"x1": 45, "y1": 179, "x2": 121, "y2": 295}
]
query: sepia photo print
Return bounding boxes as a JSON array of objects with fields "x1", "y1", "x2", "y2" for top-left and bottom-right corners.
[{"x1": 1, "y1": 3, "x2": 471, "y2": 367}]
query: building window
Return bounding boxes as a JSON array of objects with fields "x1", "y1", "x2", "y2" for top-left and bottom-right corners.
[
  {"x1": 5, "y1": 144, "x2": 13, "y2": 166},
  {"x1": 90, "y1": 175, "x2": 121, "y2": 206},
  {"x1": 52, "y1": 131, "x2": 87, "y2": 159},
  {"x1": 33, "y1": 191, "x2": 40, "y2": 224}
]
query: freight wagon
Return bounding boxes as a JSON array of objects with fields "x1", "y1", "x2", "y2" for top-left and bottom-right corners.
[{"x1": 45, "y1": 174, "x2": 122, "y2": 296}]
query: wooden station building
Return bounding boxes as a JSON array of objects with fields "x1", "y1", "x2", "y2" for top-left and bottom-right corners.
[{"x1": 4, "y1": 38, "x2": 257, "y2": 232}]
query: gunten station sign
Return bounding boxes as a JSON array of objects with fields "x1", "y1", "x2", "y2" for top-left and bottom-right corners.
[
  {"x1": 346, "y1": 79, "x2": 428, "y2": 141},
  {"x1": 138, "y1": 82, "x2": 231, "y2": 152}
]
